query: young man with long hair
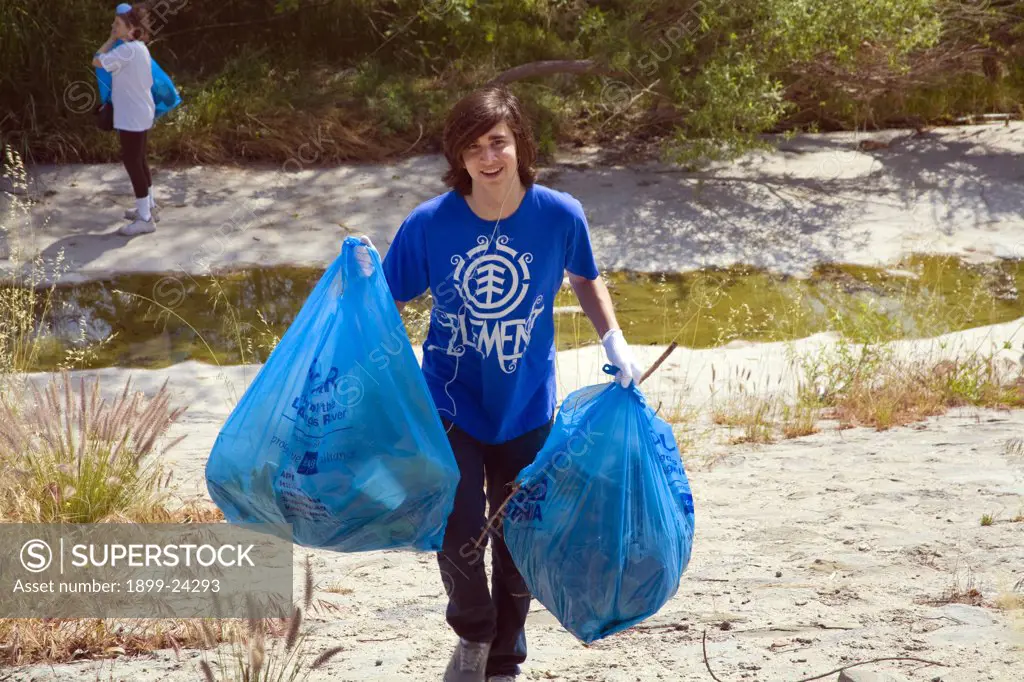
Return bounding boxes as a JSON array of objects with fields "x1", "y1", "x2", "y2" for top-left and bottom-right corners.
[{"x1": 360, "y1": 86, "x2": 643, "y2": 682}]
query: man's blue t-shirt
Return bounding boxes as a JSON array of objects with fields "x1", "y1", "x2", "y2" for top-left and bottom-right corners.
[{"x1": 382, "y1": 184, "x2": 600, "y2": 445}]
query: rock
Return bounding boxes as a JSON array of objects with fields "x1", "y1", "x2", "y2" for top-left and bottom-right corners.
[{"x1": 937, "y1": 603, "x2": 997, "y2": 626}]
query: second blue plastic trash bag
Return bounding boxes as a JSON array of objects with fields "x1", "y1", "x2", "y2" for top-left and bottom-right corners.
[
  {"x1": 503, "y1": 365, "x2": 696, "y2": 643},
  {"x1": 205, "y1": 237, "x2": 461, "y2": 552}
]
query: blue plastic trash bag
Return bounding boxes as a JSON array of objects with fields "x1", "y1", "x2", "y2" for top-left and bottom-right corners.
[
  {"x1": 503, "y1": 365, "x2": 696, "y2": 643},
  {"x1": 205, "y1": 237, "x2": 461, "y2": 553},
  {"x1": 95, "y1": 41, "x2": 181, "y2": 119}
]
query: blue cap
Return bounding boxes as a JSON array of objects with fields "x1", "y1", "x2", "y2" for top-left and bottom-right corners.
[{"x1": 116, "y1": 3, "x2": 132, "y2": 13}]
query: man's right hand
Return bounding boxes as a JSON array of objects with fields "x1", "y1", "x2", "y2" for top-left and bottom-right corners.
[
  {"x1": 355, "y1": 235, "x2": 377, "y2": 276},
  {"x1": 355, "y1": 235, "x2": 404, "y2": 311}
]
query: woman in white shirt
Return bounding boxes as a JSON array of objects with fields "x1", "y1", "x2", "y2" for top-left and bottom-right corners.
[{"x1": 92, "y1": 4, "x2": 157, "y2": 236}]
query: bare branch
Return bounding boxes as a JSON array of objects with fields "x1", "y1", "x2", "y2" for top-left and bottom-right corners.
[
  {"x1": 489, "y1": 60, "x2": 625, "y2": 84},
  {"x1": 701, "y1": 629, "x2": 947, "y2": 682}
]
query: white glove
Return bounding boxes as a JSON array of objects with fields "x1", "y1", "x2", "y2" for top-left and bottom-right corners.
[
  {"x1": 602, "y1": 328, "x2": 643, "y2": 388},
  {"x1": 355, "y1": 235, "x2": 377, "y2": 277}
]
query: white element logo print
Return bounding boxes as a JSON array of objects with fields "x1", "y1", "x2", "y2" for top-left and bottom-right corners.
[
  {"x1": 457, "y1": 237, "x2": 531, "y2": 319},
  {"x1": 430, "y1": 235, "x2": 545, "y2": 373}
]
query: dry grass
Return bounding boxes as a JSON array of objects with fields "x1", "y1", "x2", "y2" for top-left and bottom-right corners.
[
  {"x1": 0, "y1": 147, "x2": 62, "y2": 387},
  {"x1": 709, "y1": 366, "x2": 784, "y2": 444},
  {"x1": 713, "y1": 396, "x2": 818, "y2": 444},
  {"x1": 700, "y1": 352, "x2": 1020, "y2": 450},
  {"x1": 781, "y1": 402, "x2": 820, "y2": 439},
  {"x1": 0, "y1": 365, "x2": 238, "y2": 669},
  {"x1": 805, "y1": 351, "x2": 1024, "y2": 432},
  {"x1": 920, "y1": 564, "x2": 985, "y2": 607},
  {"x1": 701, "y1": 341, "x2": 1022, "y2": 451},
  {"x1": 996, "y1": 574, "x2": 1024, "y2": 607},
  {"x1": 0, "y1": 553, "x2": 343, "y2": 669},
  {"x1": 0, "y1": 146, "x2": 116, "y2": 384},
  {"x1": 994, "y1": 580, "x2": 1024, "y2": 645},
  {"x1": 930, "y1": 584, "x2": 985, "y2": 607},
  {"x1": 713, "y1": 394, "x2": 778, "y2": 445},
  {"x1": 198, "y1": 557, "x2": 346, "y2": 681},
  {"x1": 977, "y1": 510, "x2": 1023, "y2": 526},
  {"x1": 0, "y1": 498, "x2": 230, "y2": 666},
  {"x1": 323, "y1": 583, "x2": 354, "y2": 596},
  {"x1": 828, "y1": 370, "x2": 947, "y2": 430},
  {"x1": 0, "y1": 360, "x2": 227, "y2": 665},
  {"x1": 0, "y1": 617, "x2": 238, "y2": 667},
  {"x1": 658, "y1": 397, "x2": 699, "y2": 426},
  {"x1": 995, "y1": 592, "x2": 1024, "y2": 612}
]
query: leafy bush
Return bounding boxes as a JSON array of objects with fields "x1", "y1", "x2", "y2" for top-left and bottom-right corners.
[{"x1": 3, "y1": 1, "x2": 1023, "y2": 164}]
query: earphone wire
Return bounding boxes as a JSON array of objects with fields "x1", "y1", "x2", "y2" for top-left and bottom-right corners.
[{"x1": 442, "y1": 173, "x2": 519, "y2": 434}]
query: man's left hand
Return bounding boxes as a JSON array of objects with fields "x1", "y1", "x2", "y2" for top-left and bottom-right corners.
[{"x1": 602, "y1": 328, "x2": 643, "y2": 388}]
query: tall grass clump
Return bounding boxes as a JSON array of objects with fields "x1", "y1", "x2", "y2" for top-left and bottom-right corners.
[
  {"x1": 0, "y1": 371, "x2": 185, "y2": 523},
  {"x1": 708, "y1": 366, "x2": 785, "y2": 444}
]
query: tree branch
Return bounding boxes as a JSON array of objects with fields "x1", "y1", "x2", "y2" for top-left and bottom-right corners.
[
  {"x1": 702, "y1": 629, "x2": 946, "y2": 682},
  {"x1": 157, "y1": 1, "x2": 337, "y2": 41},
  {"x1": 489, "y1": 59, "x2": 625, "y2": 84},
  {"x1": 792, "y1": 657, "x2": 946, "y2": 682}
]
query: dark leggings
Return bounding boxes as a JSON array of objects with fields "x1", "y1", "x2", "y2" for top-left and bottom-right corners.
[{"x1": 119, "y1": 130, "x2": 151, "y2": 199}]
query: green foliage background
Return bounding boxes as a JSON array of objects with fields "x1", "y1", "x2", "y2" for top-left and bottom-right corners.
[{"x1": 1, "y1": 0, "x2": 1022, "y2": 165}]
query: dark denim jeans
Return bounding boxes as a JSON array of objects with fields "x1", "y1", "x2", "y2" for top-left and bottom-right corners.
[{"x1": 437, "y1": 419, "x2": 552, "y2": 678}]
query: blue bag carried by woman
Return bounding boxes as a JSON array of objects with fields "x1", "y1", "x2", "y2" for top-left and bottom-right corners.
[
  {"x1": 206, "y1": 237, "x2": 461, "y2": 552},
  {"x1": 503, "y1": 366, "x2": 696, "y2": 643},
  {"x1": 94, "y1": 42, "x2": 181, "y2": 119}
]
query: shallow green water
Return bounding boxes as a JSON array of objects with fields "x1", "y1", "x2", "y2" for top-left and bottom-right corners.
[{"x1": 10, "y1": 255, "x2": 1023, "y2": 372}]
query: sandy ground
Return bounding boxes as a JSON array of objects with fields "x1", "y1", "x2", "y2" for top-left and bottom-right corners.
[
  {"x1": 3, "y1": 125, "x2": 1024, "y2": 681},
  {"x1": 4, "y1": 124, "x2": 1024, "y2": 283},
  {"x1": 8, "y1": 319, "x2": 1024, "y2": 682}
]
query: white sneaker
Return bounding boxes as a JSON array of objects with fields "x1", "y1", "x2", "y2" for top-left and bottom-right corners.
[
  {"x1": 124, "y1": 203, "x2": 161, "y2": 222},
  {"x1": 119, "y1": 218, "x2": 156, "y2": 236}
]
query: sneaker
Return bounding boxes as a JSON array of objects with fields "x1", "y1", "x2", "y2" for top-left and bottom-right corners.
[
  {"x1": 487, "y1": 676, "x2": 517, "y2": 682},
  {"x1": 124, "y1": 205, "x2": 161, "y2": 222},
  {"x1": 118, "y1": 218, "x2": 156, "y2": 236},
  {"x1": 443, "y1": 638, "x2": 490, "y2": 682}
]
